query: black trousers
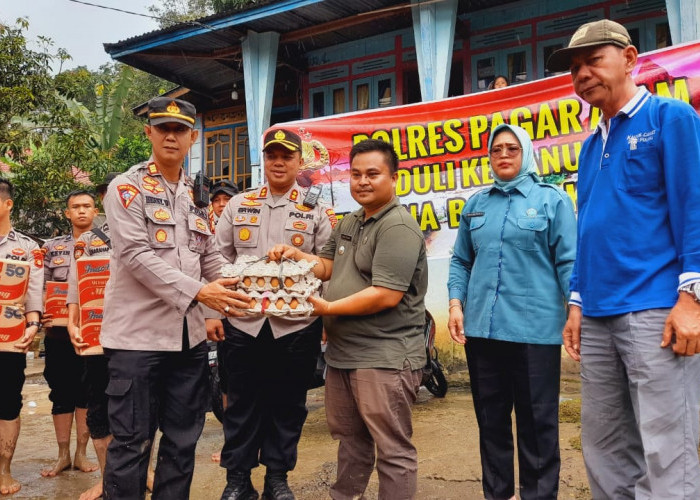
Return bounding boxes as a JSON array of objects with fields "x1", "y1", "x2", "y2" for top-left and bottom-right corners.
[
  {"x1": 103, "y1": 339, "x2": 208, "y2": 500},
  {"x1": 0, "y1": 352, "x2": 25, "y2": 420},
  {"x1": 44, "y1": 330, "x2": 88, "y2": 414},
  {"x1": 85, "y1": 354, "x2": 110, "y2": 439},
  {"x1": 221, "y1": 319, "x2": 322, "y2": 473},
  {"x1": 465, "y1": 337, "x2": 561, "y2": 500}
]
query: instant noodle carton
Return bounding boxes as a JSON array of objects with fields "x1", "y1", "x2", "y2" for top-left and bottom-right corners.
[
  {"x1": 76, "y1": 256, "x2": 109, "y2": 355},
  {"x1": 0, "y1": 305, "x2": 27, "y2": 353},
  {"x1": 45, "y1": 281, "x2": 69, "y2": 327},
  {"x1": 0, "y1": 259, "x2": 31, "y2": 352},
  {"x1": 0, "y1": 259, "x2": 30, "y2": 304},
  {"x1": 79, "y1": 307, "x2": 104, "y2": 355},
  {"x1": 77, "y1": 257, "x2": 109, "y2": 308}
]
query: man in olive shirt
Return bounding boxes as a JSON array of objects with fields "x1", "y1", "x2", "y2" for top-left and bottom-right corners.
[{"x1": 269, "y1": 139, "x2": 428, "y2": 500}]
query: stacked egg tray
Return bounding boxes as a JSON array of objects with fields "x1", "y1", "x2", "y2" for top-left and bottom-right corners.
[{"x1": 221, "y1": 255, "x2": 321, "y2": 317}]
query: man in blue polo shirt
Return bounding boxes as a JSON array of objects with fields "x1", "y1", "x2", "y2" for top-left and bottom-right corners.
[{"x1": 548, "y1": 20, "x2": 700, "y2": 498}]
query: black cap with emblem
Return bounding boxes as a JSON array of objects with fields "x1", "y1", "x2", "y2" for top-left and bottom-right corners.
[
  {"x1": 96, "y1": 172, "x2": 121, "y2": 197},
  {"x1": 263, "y1": 128, "x2": 302, "y2": 152},
  {"x1": 210, "y1": 179, "x2": 238, "y2": 198},
  {"x1": 147, "y1": 97, "x2": 196, "y2": 128}
]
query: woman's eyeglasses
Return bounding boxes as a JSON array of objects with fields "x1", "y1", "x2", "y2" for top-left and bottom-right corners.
[{"x1": 489, "y1": 145, "x2": 522, "y2": 157}]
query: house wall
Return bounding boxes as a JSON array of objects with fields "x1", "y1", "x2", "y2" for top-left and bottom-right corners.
[{"x1": 300, "y1": 0, "x2": 669, "y2": 119}]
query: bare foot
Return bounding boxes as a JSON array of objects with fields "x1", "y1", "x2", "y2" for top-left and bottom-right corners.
[
  {"x1": 40, "y1": 455, "x2": 71, "y2": 477},
  {"x1": 73, "y1": 452, "x2": 98, "y2": 473},
  {"x1": 0, "y1": 473, "x2": 20, "y2": 496},
  {"x1": 79, "y1": 480, "x2": 103, "y2": 500},
  {"x1": 211, "y1": 451, "x2": 221, "y2": 462},
  {"x1": 147, "y1": 467, "x2": 155, "y2": 492}
]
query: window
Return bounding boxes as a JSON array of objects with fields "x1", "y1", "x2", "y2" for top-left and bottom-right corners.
[
  {"x1": 353, "y1": 75, "x2": 395, "y2": 111},
  {"x1": 475, "y1": 56, "x2": 496, "y2": 91},
  {"x1": 624, "y1": 17, "x2": 672, "y2": 53},
  {"x1": 311, "y1": 90, "x2": 325, "y2": 118},
  {"x1": 332, "y1": 87, "x2": 346, "y2": 114},
  {"x1": 205, "y1": 131, "x2": 231, "y2": 182},
  {"x1": 539, "y1": 40, "x2": 566, "y2": 78},
  {"x1": 308, "y1": 83, "x2": 349, "y2": 117},
  {"x1": 472, "y1": 46, "x2": 531, "y2": 91},
  {"x1": 205, "y1": 127, "x2": 250, "y2": 191},
  {"x1": 234, "y1": 128, "x2": 251, "y2": 191}
]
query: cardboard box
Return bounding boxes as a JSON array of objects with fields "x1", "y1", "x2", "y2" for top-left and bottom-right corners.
[
  {"x1": 79, "y1": 307, "x2": 104, "y2": 356},
  {"x1": 0, "y1": 259, "x2": 30, "y2": 305},
  {"x1": 77, "y1": 256, "x2": 109, "y2": 355},
  {"x1": 77, "y1": 257, "x2": 109, "y2": 308},
  {"x1": 0, "y1": 304, "x2": 26, "y2": 353},
  {"x1": 45, "y1": 281, "x2": 69, "y2": 327}
]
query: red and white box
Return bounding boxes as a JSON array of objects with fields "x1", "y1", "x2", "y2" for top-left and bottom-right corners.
[
  {"x1": 0, "y1": 304, "x2": 27, "y2": 353},
  {"x1": 44, "y1": 281, "x2": 69, "y2": 327},
  {"x1": 79, "y1": 307, "x2": 104, "y2": 356},
  {"x1": 0, "y1": 259, "x2": 31, "y2": 352},
  {"x1": 77, "y1": 256, "x2": 109, "y2": 355},
  {"x1": 0, "y1": 259, "x2": 30, "y2": 305},
  {"x1": 77, "y1": 257, "x2": 110, "y2": 308}
]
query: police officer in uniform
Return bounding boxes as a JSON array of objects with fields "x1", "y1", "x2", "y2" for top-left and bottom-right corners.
[
  {"x1": 100, "y1": 97, "x2": 250, "y2": 500},
  {"x1": 207, "y1": 178, "x2": 238, "y2": 463},
  {"x1": 66, "y1": 173, "x2": 118, "y2": 500},
  {"x1": 210, "y1": 179, "x2": 238, "y2": 229},
  {"x1": 216, "y1": 128, "x2": 335, "y2": 500},
  {"x1": 0, "y1": 178, "x2": 43, "y2": 496},
  {"x1": 41, "y1": 190, "x2": 98, "y2": 478}
]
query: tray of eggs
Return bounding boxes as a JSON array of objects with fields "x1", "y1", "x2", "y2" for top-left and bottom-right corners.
[{"x1": 221, "y1": 255, "x2": 321, "y2": 316}]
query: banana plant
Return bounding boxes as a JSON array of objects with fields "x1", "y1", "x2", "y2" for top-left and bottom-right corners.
[{"x1": 93, "y1": 65, "x2": 134, "y2": 151}]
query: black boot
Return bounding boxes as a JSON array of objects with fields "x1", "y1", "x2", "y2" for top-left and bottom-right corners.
[
  {"x1": 261, "y1": 470, "x2": 294, "y2": 500},
  {"x1": 220, "y1": 470, "x2": 259, "y2": 500}
]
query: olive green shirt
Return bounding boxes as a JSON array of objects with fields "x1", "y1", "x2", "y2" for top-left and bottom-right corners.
[{"x1": 318, "y1": 197, "x2": 428, "y2": 370}]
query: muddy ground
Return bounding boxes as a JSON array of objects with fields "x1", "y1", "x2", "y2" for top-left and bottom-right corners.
[{"x1": 8, "y1": 357, "x2": 589, "y2": 499}]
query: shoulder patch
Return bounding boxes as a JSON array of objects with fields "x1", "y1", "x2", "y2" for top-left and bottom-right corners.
[
  {"x1": 325, "y1": 208, "x2": 338, "y2": 228},
  {"x1": 74, "y1": 241, "x2": 86, "y2": 260},
  {"x1": 32, "y1": 249, "x2": 44, "y2": 268},
  {"x1": 117, "y1": 184, "x2": 140, "y2": 209}
]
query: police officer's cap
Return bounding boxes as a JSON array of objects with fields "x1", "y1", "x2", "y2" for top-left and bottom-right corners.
[
  {"x1": 263, "y1": 128, "x2": 302, "y2": 152},
  {"x1": 96, "y1": 172, "x2": 120, "y2": 195},
  {"x1": 147, "y1": 97, "x2": 196, "y2": 128},
  {"x1": 211, "y1": 179, "x2": 238, "y2": 198}
]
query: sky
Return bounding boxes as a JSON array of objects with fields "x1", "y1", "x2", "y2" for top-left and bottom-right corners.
[{"x1": 2, "y1": 0, "x2": 160, "y2": 71}]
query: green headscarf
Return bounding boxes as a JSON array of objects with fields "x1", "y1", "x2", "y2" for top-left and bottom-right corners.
[{"x1": 487, "y1": 123, "x2": 540, "y2": 191}]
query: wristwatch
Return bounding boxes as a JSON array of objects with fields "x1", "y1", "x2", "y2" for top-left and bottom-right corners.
[
  {"x1": 26, "y1": 321, "x2": 41, "y2": 329},
  {"x1": 679, "y1": 282, "x2": 700, "y2": 303}
]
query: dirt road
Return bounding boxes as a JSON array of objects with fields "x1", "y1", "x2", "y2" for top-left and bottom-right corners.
[{"x1": 9, "y1": 359, "x2": 589, "y2": 499}]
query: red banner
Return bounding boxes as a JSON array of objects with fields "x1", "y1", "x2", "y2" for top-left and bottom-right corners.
[{"x1": 275, "y1": 41, "x2": 700, "y2": 260}]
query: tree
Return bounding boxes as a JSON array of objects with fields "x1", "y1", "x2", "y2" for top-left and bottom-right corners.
[
  {"x1": 0, "y1": 20, "x2": 159, "y2": 236},
  {"x1": 0, "y1": 18, "x2": 59, "y2": 154},
  {"x1": 148, "y1": 0, "x2": 259, "y2": 28}
]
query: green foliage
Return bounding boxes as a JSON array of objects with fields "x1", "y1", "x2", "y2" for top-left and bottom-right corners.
[
  {"x1": 111, "y1": 135, "x2": 153, "y2": 172},
  {"x1": 147, "y1": 0, "x2": 258, "y2": 27},
  {"x1": 95, "y1": 65, "x2": 134, "y2": 151},
  {"x1": 0, "y1": 18, "x2": 56, "y2": 156},
  {"x1": 0, "y1": 19, "x2": 170, "y2": 237}
]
